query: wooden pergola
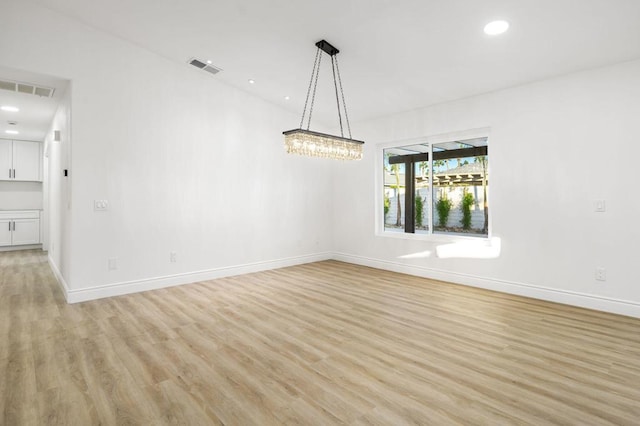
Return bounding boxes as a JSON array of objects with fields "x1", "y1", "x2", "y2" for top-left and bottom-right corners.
[{"x1": 416, "y1": 163, "x2": 488, "y2": 187}]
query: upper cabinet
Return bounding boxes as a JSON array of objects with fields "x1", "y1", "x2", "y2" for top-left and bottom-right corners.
[
  {"x1": 0, "y1": 139, "x2": 42, "y2": 182},
  {"x1": 0, "y1": 140, "x2": 11, "y2": 179}
]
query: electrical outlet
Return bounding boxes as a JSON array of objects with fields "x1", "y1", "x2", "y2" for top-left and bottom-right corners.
[
  {"x1": 170, "y1": 251, "x2": 177, "y2": 263},
  {"x1": 108, "y1": 257, "x2": 118, "y2": 270},
  {"x1": 94, "y1": 200, "x2": 109, "y2": 211},
  {"x1": 595, "y1": 267, "x2": 606, "y2": 281},
  {"x1": 594, "y1": 199, "x2": 606, "y2": 212}
]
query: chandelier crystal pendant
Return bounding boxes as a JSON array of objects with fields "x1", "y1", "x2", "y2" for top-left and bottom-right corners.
[{"x1": 283, "y1": 40, "x2": 364, "y2": 161}]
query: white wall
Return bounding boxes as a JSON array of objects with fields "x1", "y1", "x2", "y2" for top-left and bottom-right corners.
[
  {"x1": 0, "y1": 181, "x2": 42, "y2": 210},
  {"x1": 1, "y1": 0, "x2": 333, "y2": 301},
  {"x1": 334, "y1": 59, "x2": 640, "y2": 317},
  {"x1": 43, "y1": 86, "x2": 72, "y2": 284}
]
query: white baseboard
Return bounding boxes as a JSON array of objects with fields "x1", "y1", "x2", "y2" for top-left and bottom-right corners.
[
  {"x1": 48, "y1": 254, "x2": 70, "y2": 301},
  {"x1": 332, "y1": 252, "x2": 640, "y2": 319},
  {"x1": 65, "y1": 252, "x2": 333, "y2": 304},
  {"x1": 53, "y1": 249, "x2": 640, "y2": 318},
  {"x1": 0, "y1": 244, "x2": 42, "y2": 252}
]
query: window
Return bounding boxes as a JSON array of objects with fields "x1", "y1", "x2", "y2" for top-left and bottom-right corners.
[{"x1": 382, "y1": 135, "x2": 489, "y2": 238}]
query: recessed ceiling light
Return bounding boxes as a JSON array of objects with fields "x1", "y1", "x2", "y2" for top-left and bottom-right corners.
[
  {"x1": 284, "y1": 96, "x2": 290, "y2": 101},
  {"x1": 206, "y1": 60, "x2": 212, "y2": 64},
  {"x1": 5, "y1": 130, "x2": 19, "y2": 135},
  {"x1": 1, "y1": 105, "x2": 20, "y2": 112},
  {"x1": 248, "y1": 79, "x2": 255, "y2": 84},
  {"x1": 484, "y1": 20, "x2": 509, "y2": 35}
]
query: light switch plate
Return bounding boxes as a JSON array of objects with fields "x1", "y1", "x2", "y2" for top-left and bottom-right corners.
[{"x1": 94, "y1": 200, "x2": 109, "y2": 211}]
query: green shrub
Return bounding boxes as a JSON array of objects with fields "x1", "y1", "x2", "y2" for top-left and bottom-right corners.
[
  {"x1": 384, "y1": 194, "x2": 390, "y2": 220},
  {"x1": 436, "y1": 197, "x2": 453, "y2": 227},
  {"x1": 461, "y1": 192, "x2": 475, "y2": 230},
  {"x1": 415, "y1": 194, "x2": 425, "y2": 228}
]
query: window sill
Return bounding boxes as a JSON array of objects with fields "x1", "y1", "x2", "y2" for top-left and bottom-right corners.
[
  {"x1": 376, "y1": 231, "x2": 501, "y2": 259},
  {"x1": 376, "y1": 230, "x2": 489, "y2": 243}
]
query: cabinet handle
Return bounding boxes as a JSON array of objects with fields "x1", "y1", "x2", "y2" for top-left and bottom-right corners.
[
  {"x1": 8, "y1": 169, "x2": 10, "y2": 178},
  {"x1": 7, "y1": 222, "x2": 10, "y2": 231}
]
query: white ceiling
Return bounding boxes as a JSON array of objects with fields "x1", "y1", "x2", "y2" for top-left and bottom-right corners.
[
  {"x1": 15, "y1": 0, "x2": 640, "y2": 136},
  {"x1": 0, "y1": 66, "x2": 68, "y2": 142}
]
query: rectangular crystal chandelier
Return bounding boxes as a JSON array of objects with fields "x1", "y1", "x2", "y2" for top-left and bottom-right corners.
[
  {"x1": 283, "y1": 40, "x2": 364, "y2": 161},
  {"x1": 283, "y1": 129, "x2": 363, "y2": 160}
]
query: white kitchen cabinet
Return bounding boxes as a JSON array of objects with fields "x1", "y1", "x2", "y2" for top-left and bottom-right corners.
[
  {"x1": 0, "y1": 219, "x2": 11, "y2": 246},
  {"x1": 0, "y1": 211, "x2": 40, "y2": 247},
  {"x1": 0, "y1": 139, "x2": 42, "y2": 181},
  {"x1": 0, "y1": 140, "x2": 12, "y2": 179}
]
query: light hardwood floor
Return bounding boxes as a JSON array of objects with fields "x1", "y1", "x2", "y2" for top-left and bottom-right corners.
[{"x1": 1, "y1": 249, "x2": 639, "y2": 425}]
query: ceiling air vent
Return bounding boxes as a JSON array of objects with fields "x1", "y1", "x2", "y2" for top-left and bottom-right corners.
[
  {"x1": 188, "y1": 58, "x2": 222, "y2": 75},
  {"x1": 0, "y1": 79, "x2": 55, "y2": 98},
  {"x1": 34, "y1": 86, "x2": 54, "y2": 97},
  {"x1": 0, "y1": 80, "x2": 16, "y2": 91}
]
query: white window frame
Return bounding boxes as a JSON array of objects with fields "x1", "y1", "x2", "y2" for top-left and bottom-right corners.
[{"x1": 375, "y1": 127, "x2": 491, "y2": 242}]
